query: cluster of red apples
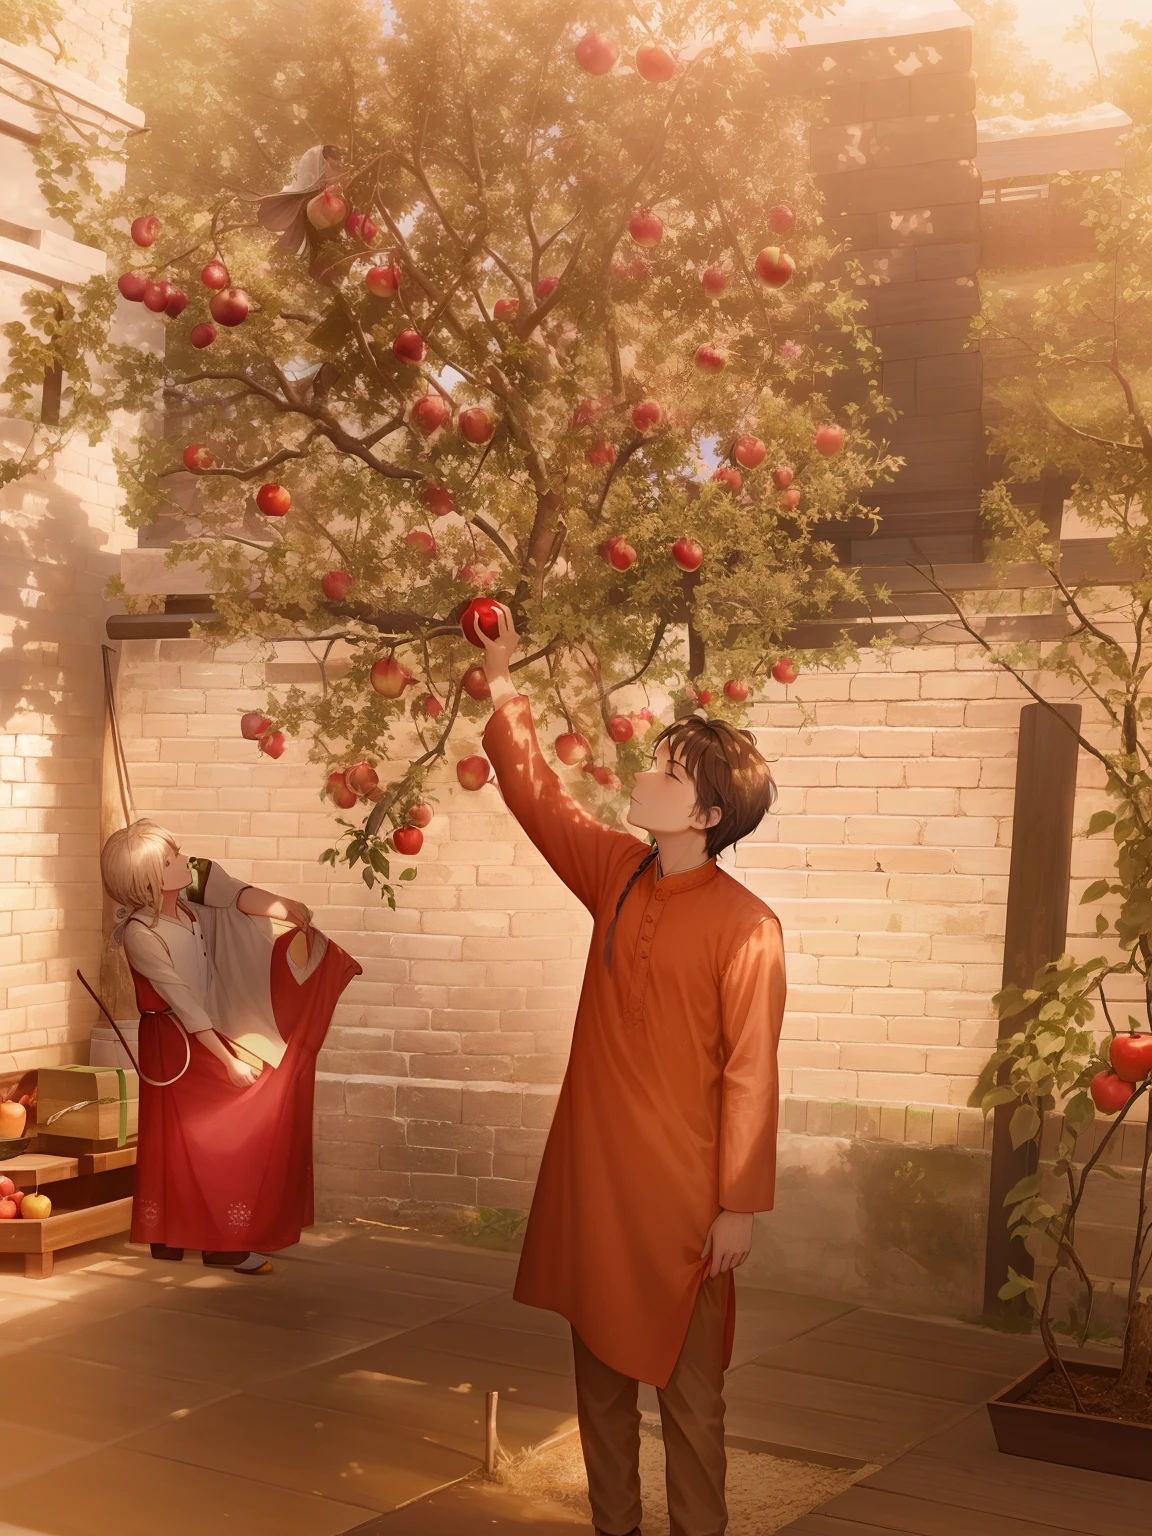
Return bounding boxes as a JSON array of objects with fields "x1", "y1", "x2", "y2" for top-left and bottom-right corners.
[
  {"x1": 118, "y1": 215, "x2": 248, "y2": 347},
  {"x1": 1089, "y1": 1030, "x2": 1152, "y2": 1113}
]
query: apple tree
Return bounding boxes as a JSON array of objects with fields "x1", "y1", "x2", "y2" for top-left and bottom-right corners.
[{"x1": 3, "y1": 0, "x2": 899, "y2": 899}]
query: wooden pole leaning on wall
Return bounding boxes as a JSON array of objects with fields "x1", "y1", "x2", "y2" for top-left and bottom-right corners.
[{"x1": 983, "y1": 701, "x2": 1082, "y2": 1320}]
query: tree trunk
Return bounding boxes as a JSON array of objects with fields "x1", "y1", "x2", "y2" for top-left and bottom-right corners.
[{"x1": 1120, "y1": 1295, "x2": 1152, "y2": 1395}]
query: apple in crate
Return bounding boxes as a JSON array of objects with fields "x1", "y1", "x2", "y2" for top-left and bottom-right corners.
[
  {"x1": 0, "y1": 1175, "x2": 14, "y2": 1198},
  {"x1": 20, "y1": 1192, "x2": 51, "y2": 1219},
  {"x1": 0, "y1": 1198, "x2": 15, "y2": 1220}
]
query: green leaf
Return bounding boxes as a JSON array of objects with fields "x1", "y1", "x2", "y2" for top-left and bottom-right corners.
[
  {"x1": 1080, "y1": 879, "x2": 1110, "y2": 904},
  {"x1": 1003, "y1": 1173, "x2": 1041, "y2": 1205},
  {"x1": 1086, "y1": 810, "x2": 1116, "y2": 835},
  {"x1": 1010, "y1": 1103, "x2": 1041, "y2": 1149},
  {"x1": 1096, "y1": 914, "x2": 1109, "y2": 934},
  {"x1": 979, "y1": 1084, "x2": 1021, "y2": 1113},
  {"x1": 399, "y1": 867, "x2": 417, "y2": 880},
  {"x1": 998, "y1": 1266, "x2": 1039, "y2": 1302},
  {"x1": 362, "y1": 867, "x2": 375, "y2": 888},
  {"x1": 1063, "y1": 1091, "x2": 1095, "y2": 1133}
]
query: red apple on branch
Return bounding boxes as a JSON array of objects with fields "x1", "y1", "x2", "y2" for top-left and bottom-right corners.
[
  {"x1": 143, "y1": 280, "x2": 174, "y2": 313},
  {"x1": 701, "y1": 266, "x2": 729, "y2": 296},
  {"x1": 712, "y1": 466, "x2": 742, "y2": 494},
  {"x1": 572, "y1": 397, "x2": 607, "y2": 429},
  {"x1": 200, "y1": 259, "x2": 229, "y2": 289},
  {"x1": 327, "y1": 771, "x2": 357, "y2": 810},
  {"x1": 392, "y1": 826, "x2": 423, "y2": 855},
  {"x1": 636, "y1": 43, "x2": 676, "y2": 82},
  {"x1": 209, "y1": 287, "x2": 249, "y2": 326},
  {"x1": 365, "y1": 263, "x2": 401, "y2": 298},
  {"x1": 780, "y1": 487, "x2": 801, "y2": 509},
  {"x1": 724, "y1": 679, "x2": 750, "y2": 702},
  {"x1": 165, "y1": 289, "x2": 189, "y2": 318},
  {"x1": 422, "y1": 693, "x2": 443, "y2": 719},
  {"x1": 458, "y1": 564, "x2": 496, "y2": 587},
  {"x1": 393, "y1": 329, "x2": 426, "y2": 364},
  {"x1": 602, "y1": 537, "x2": 637, "y2": 572},
  {"x1": 405, "y1": 528, "x2": 436, "y2": 556},
  {"x1": 182, "y1": 444, "x2": 213, "y2": 471},
  {"x1": 536, "y1": 275, "x2": 558, "y2": 298},
  {"x1": 306, "y1": 187, "x2": 348, "y2": 230},
  {"x1": 460, "y1": 596, "x2": 503, "y2": 646},
  {"x1": 462, "y1": 666, "x2": 491, "y2": 701},
  {"x1": 631, "y1": 399, "x2": 661, "y2": 432},
  {"x1": 585, "y1": 764, "x2": 621, "y2": 791},
  {"x1": 1091, "y1": 1069, "x2": 1135, "y2": 1114},
  {"x1": 755, "y1": 246, "x2": 795, "y2": 287},
  {"x1": 409, "y1": 803, "x2": 434, "y2": 827},
  {"x1": 130, "y1": 214, "x2": 160, "y2": 247},
  {"x1": 370, "y1": 656, "x2": 412, "y2": 697},
  {"x1": 424, "y1": 484, "x2": 454, "y2": 517},
  {"x1": 772, "y1": 465, "x2": 794, "y2": 489},
  {"x1": 587, "y1": 440, "x2": 616, "y2": 468},
  {"x1": 259, "y1": 731, "x2": 286, "y2": 759},
  {"x1": 256, "y1": 483, "x2": 291, "y2": 517},
  {"x1": 412, "y1": 394, "x2": 450, "y2": 435},
  {"x1": 768, "y1": 202, "x2": 796, "y2": 234},
  {"x1": 1110, "y1": 1032, "x2": 1152, "y2": 1083},
  {"x1": 345, "y1": 211, "x2": 365, "y2": 238},
  {"x1": 189, "y1": 323, "x2": 217, "y2": 349},
  {"x1": 574, "y1": 32, "x2": 618, "y2": 74},
  {"x1": 117, "y1": 272, "x2": 148, "y2": 302},
  {"x1": 321, "y1": 570, "x2": 354, "y2": 602},
  {"x1": 493, "y1": 297, "x2": 519, "y2": 322},
  {"x1": 240, "y1": 711, "x2": 272, "y2": 741},
  {"x1": 346, "y1": 761, "x2": 380, "y2": 796},
  {"x1": 459, "y1": 406, "x2": 494, "y2": 444},
  {"x1": 697, "y1": 688, "x2": 715, "y2": 706},
  {"x1": 457, "y1": 755, "x2": 491, "y2": 790},
  {"x1": 733, "y1": 435, "x2": 766, "y2": 470},
  {"x1": 555, "y1": 732, "x2": 592, "y2": 766},
  {"x1": 672, "y1": 538, "x2": 703, "y2": 572},
  {"x1": 607, "y1": 714, "x2": 634, "y2": 743},
  {"x1": 815, "y1": 424, "x2": 845, "y2": 457},
  {"x1": 772, "y1": 657, "x2": 798, "y2": 684},
  {"x1": 628, "y1": 209, "x2": 663, "y2": 247},
  {"x1": 694, "y1": 345, "x2": 725, "y2": 374}
]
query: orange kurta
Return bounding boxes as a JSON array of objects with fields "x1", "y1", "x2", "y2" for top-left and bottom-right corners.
[{"x1": 484, "y1": 697, "x2": 787, "y2": 1388}]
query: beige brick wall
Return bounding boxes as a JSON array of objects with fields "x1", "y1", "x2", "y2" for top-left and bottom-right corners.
[
  {"x1": 108, "y1": 633, "x2": 1133, "y2": 1218},
  {"x1": 0, "y1": 2, "x2": 136, "y2": 1072}
]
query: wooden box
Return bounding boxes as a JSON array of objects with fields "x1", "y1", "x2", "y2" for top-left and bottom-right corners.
[{"x1": 37, "y1": 1066, "x2": 139, "y2": 1145}]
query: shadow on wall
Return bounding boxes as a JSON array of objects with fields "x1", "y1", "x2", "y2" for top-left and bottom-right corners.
[{"x1": 744, "y1": 1131, "x2": 991, "y2": 1317}]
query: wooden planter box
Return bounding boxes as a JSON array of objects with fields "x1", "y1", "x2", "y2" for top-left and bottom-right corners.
[{"x1": 988, "y1": 1360, "x2": 1152, "y2": 1482}]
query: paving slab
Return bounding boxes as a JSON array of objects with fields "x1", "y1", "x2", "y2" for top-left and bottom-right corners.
[
  {"x1": 285, "y1": 1232, "x2": 520, "y2": 1290},
  {"x1": 343, "y1": 1474, "x2": 587, "y2": 1532},
  {"x1": 394, "y1": 1318, "x2": 575, "y2": 1377}
]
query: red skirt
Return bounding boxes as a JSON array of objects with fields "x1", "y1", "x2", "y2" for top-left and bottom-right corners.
[{"x1": 130, "y1": 930, "x2": 360, "y2": 1252}]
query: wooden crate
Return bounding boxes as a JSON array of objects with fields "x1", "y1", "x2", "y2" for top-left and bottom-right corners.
[
  {"x1": 0, "y1": 1150, "x2": 137, "y2": 1278},
  {"x1": 0, "y1": 1197, "x2": 134, "y2": 1278}
]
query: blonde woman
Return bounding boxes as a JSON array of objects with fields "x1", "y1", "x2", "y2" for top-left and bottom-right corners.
[{"x1": 100, "y1": 821, "x2": 361, "y2": 1274}]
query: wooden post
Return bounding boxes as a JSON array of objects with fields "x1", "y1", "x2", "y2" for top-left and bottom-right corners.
[
  {"x1": 983, "y1": 701, "x2": 1082, "y2": 1319},
  {"x1": 484, "y1": 1390, "x2": 500, "y2": 1475}
]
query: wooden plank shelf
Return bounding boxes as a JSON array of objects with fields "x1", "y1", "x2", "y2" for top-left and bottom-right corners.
[
  {"x1": 0, "y1": 1146, "x2": 137, "y2": 1277},
  {"x1": 0, "y1": 1196, "x2": 134, "y2": 1278}
]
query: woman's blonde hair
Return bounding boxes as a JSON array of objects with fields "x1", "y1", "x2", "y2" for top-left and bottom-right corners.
[{"x1": 100, "y1": 820, "x2": 181, "y2": 925}]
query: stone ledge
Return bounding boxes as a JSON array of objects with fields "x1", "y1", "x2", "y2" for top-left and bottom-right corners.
[
  {"x1": 781, "y1": 1093, "x2": 992, "y2": 1149},
  {"x1": 0, "y1": 38, "x2": 144, "y2": 128},
  {"x1": 0, "y1": 220, "x2": 105, "y2": 287}
]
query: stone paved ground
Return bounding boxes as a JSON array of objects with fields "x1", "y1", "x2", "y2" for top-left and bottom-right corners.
[{"x1": 0, "y1": 1222, "x2": 1143, "y2": 1535}]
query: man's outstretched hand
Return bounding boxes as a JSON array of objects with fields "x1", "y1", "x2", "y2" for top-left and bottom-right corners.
[
  {"x1": 701, "y1": 1209, "x2": 754, "y2": 1279},
  {"x1": 477, "y1": 603, "x2": 520, "y2": 709}
]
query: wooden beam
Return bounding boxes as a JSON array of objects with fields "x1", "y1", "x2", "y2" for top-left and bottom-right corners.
[{"x1": 983, "y1": 701, "x2": 1082, "y2": 1319}]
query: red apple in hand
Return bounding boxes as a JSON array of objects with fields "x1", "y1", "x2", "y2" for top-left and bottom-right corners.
[
  {"x1": 209, "y1": 288, "x2": 249, "y2": 326},
  {"x1": 724, "y1": 679, "x2": 750, "y2": 702},
  {"x1": 815, "y1": 424, "x2": 845, "y2": 457},
  {"x1": 631, "y1": 399, "x2": 661, "y2": 432},
  {"x1": 602, "y1": 537, "x2": 637, "y2": 572},
  {"x1": 306, "y1": 187, "x2": 348, "y2": 230},
  {"x1": 574, "y1": 32, "x2": 618, "y2": 74},
  {"x1": 695, "y1": 345, "x2": 726, "y2": 374},
  {"x1": 412, "y1": 394, "x2": 450, "y2": 435},
  {"x1": 768, "y1": 202, "x2": 796, "y2": 234},
  {"x1": 555, "y1": 732, "x2": 592, "y2": 766},
  {"x1": 321, "y1": 570, "x2": 354, "y2": 602},
  {"x1": 734, "y1": 435, "x2": 766, "y2": 469},
  {"x1": 587, "y1": 440, "x2": 616, "y2": 468},
  {"x1": 393, "y1": 329, "x2": 426, "y2": 364},
  {"x1": 772, "y1": 465, "x2": 794, "y2": 489},
  {"x1": 182, "y1": 444, "x2": 213, "y2": 471},
  {"x1": 1091, "y1": 1070, "x2": 1135, "y2": 1114},
  {"x1": 701, "y1": 266, "x2": 729, "y2": 296},
  {"x1": 241, "y1": 711, "x2": 272, "y2": 741},
  {"x1": 327, "y1": 771, "x2": 357, "y2": 810},
  {"x1": 259, "y1": 731, "x2": 286, "y2": 759},
  {"x1": 256, "y1": 483, "x2": 291, "y2": 517},
  {"x1": 459, "y1": 407, "x2": 494, "y2": 444},
  {"x1": 131, "y1": 214, "x2": 160, "y2": 247},
  {"x1": 755, "y1": 246, "x2": 795, "y2": 287},
  {"x1": 117, "y1": 272, "x2": 148, "y2": 302},
  {"x1": 712, "y1": 466, "x2": 742, "y2": 494},
  {"x1": 462, "y1": 665, "x2": 491, "y2": 701},
  {"x1": 346, "y1": 761, "x2": 379, "y2": 796},
  {"x1": 772, "y1": 657, "x2": 798, "y2": 685},
  {"x1": 201, "y1": 259, "x2": 229, "y2": 289},
  {"x1": 460, "y1": 597, "x2": 503, "y2": 647},
  {"x1": 1110, "y1": 1032, "x2": 1152, "y2": 1083},
  {"x1": 672, "y1": 538, "x2": 703, "y2": 572},
  {"x1": 392, "y1": 825, "x2": 424, "y2": 856},
  {"x1": 409, "y1": 803, "x2": 434, "y2": 827},
  {"x1": 370, "y1": 657, "x2": 412, "y2": 697},
  {"x1": 189, "y1": 323, "x2": 217, "y2": 349},
  {"x1": 457, "y1": 755, "x2": 491, "y2": 790},
  {"x1": 536, "y1": 275, "x2": 558, "y2": 299},
  {"x1": 629, "y1": 209, "x2": 663, "y2": 247},
  {"x1": 607, "y1": 714, "x2": 634, "y2": 743},
  {"x1": 365, "y1": 263, "x2": 401, "y2": 298},
  {"x1": 424, "y1": 484, "x2": 454, "y2": 517},
  {"x1": 636, "y1": 43, "x2": 676, "y2": 82}
]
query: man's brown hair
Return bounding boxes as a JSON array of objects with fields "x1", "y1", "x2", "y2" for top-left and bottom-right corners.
[{"x1": 652, "y1": 715, "x2": 777, "y2": 859}]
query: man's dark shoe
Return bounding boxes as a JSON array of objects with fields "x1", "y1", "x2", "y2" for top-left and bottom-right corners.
[
  {"x1": 595, "y1": 1529, "x2": 640, "y2": 1535},
  {"x1": 150, "y1": 1243, "x2": 184, "y2": 1261}
]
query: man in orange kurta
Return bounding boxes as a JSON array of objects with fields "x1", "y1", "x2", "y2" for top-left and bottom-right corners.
[{"x1": 479, "y1": 611, "x2": 786, "y2": 1536}]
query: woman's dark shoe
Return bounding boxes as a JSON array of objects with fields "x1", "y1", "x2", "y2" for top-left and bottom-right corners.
[
  {"x1": 202, "y1": 1250, "x2": 248, "y2": 1267},
  {"x1": 596, "y1": 1529, "x2": 640, "y2": 1535},
  {"x1": 202, "y1": 1250, "x2": 273, "y2": 1274},
  {"x1": 150, "y1": 1243, "x2": 185, "y2": 1261}
]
